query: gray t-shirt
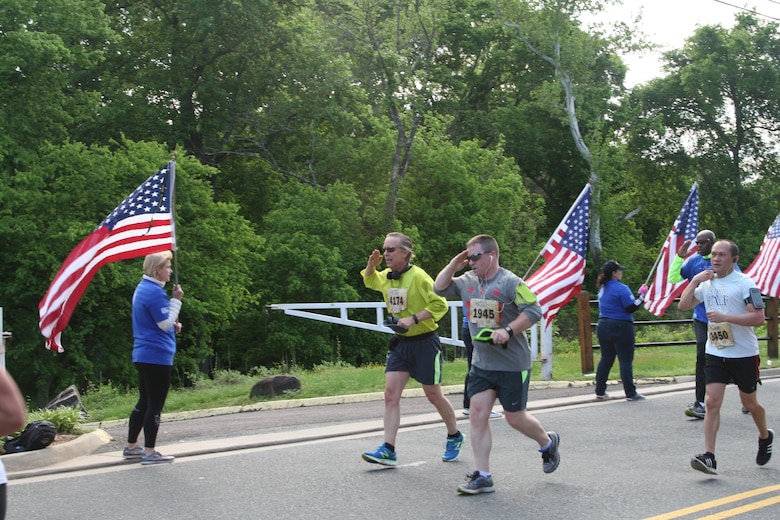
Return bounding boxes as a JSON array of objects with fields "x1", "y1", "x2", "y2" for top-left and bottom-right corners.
[{"x1": 435, "y1": 267, "x2": 542, "y2": 372}]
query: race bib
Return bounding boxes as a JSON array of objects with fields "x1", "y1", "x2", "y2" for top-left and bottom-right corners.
[
  {"x1": 470, "y1": 299, "x2": 500, "y2": 328},
  {"x1": 708, "y1": 322, "x2": 735, "y2": 349},
  {"x1": 387, "y1": 288, "x2": 408, "y2": 314}
]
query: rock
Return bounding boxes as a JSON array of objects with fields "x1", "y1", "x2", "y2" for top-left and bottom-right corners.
[
  {"x1": 250, "y1": 375, "x2": 301, "y2": 398},
  {"x1": 45, "y1": 385, "x2": 88, "y2": 417}
]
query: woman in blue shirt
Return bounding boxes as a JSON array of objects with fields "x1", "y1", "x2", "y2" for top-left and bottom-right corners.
[
  {"x1": 123, "y1": 251, "x2": 184, "y2": 465},
  {"x1": 595, "y1": 260, "x2": 647, "y2": 401}
]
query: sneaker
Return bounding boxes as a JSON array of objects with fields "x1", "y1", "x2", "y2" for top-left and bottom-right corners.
[
  {"x1": 462, "y1": 408, "x2": 470, "y2": 416},
  {"x1": 595, "y1": 393, "x2": 610, "y2": 400},
  {"x1": 362, "y1": 444, "x2": 397, "y2": 466},
  {"x1": 742, "y1": 406, "x2": 751, "y2": 415},
  {"x1": 757, "y1": 429, "x2": 774, "y2": 466},
  {"x1": 626, "y1": 393, "x2": 646, "y2": 401},
  {"x1": 541, "y1": 432, "x2": 560, "y2": 473},
  {"x1": 457, "y1": 471, "x2": 495, "y2": 495},
  {"x1": 443, "y1": 431, "x2": 464, "y2": 462},
  {"x1": 140, "y1": 451, "x2": 174, "y2": 465},
  {"x1": 691, "y1": 452, "x2": 717, "y2": 474},
  {"x1": 123, "y1": 446, "x2": 144, "y2": 459},
  {"x1": 685, "y1": 402, "x2": 705, "y2": 419}
]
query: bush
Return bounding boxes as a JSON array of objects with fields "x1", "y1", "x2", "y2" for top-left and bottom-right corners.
[{"x1": 18, "y1": 407, "x2": 83, "y2": 436}]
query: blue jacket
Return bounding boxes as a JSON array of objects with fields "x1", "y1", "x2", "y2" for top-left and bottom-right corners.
[{"x1": 131, "y1": 277, "x2": 177, "y2": 366}]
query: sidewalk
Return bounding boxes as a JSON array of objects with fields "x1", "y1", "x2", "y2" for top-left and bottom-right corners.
[{"x1": 6, "y1": 375, "x2": 707, "y2": 480}]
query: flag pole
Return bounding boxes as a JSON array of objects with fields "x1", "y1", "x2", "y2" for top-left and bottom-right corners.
[
  {"x1": 644, "y1": 182, "x2": 698, "y2": 286},
  {"x1": 169, "y1": 154, "x2": 179, "y2": 286},
  {"x1": 524, "y1": 182, "x2": 593, "y2": 279},
  {"x1": 644, "y1": 247, "x2": 665, "y2": 286}
]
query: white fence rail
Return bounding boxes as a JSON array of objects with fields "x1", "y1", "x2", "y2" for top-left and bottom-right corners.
[{"x1": 268, "y1": 301, "x2": 554, "y2": 379}]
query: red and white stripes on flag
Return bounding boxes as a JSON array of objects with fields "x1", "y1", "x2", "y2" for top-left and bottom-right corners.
[
  {"x1": 744, "y1": 212, "x2": 780, "y2": 298},
  {"x1": 644, "y1": 183, "x2": 699, "y2": 316},
  {"x1": 526, "y1": 184, "x2": 591, "y2": 329},
  {"x1": 39, "y1": 163, "x2": 176, "y2": 353}
]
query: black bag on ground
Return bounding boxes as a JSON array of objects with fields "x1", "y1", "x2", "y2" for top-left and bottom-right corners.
[{"x1": 3, "y1": 421, "x2": 57, "y2": 454}]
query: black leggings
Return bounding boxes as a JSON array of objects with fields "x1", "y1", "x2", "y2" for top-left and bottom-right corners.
[
  {"x1": 127, "y1": 362, "x2": 172, "y2": 449},
  {"x1": 0, "y1": 483, "x2": 6, "y2": 520}
]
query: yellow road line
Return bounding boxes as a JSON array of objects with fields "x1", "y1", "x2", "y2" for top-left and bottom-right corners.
[{"x1": 644, "y1": 484, "x2": 780, "y2": 519}]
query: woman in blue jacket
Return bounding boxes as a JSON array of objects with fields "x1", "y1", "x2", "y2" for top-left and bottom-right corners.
[
  {"x1": 123, "y1": 251, "x2": 183, "y2": 464},
  {"x1": 595, "y1": 260, "x2": 647, "y2": 401}
]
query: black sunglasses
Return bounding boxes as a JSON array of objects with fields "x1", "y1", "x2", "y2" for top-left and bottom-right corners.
[
  {"x1": 695, "y1": 239, "x2": 712, "y2": 245},
  {"x1": 382, "y1": 247, "x2": 397, "y2": 253},
  {"x1": 467, "y1": 251, "x2": 493, "y2": 262}
]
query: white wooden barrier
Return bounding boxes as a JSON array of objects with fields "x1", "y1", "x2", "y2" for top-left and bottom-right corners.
[{"x1": 268, "y1": 301, "x2": 554, "y2": 379}]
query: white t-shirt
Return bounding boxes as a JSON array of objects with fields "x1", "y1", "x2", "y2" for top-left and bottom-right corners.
[
  {"x1": 693, "y1": 270, "x2": 759, "y2": 358},
  {"x1": 0, "y1": 459, "x2": 7, "y2": 485}
]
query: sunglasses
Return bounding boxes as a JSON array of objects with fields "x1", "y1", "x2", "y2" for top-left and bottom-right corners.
[
  {"x1": 382, "y1": 247, "x2": 397, "y2": 253},
  {"x1": 695, "y1": 239, "x2": 712, "y2": 245},
  {"x1": 467, "y1": 251, "x2": 493, "y2": 262}
]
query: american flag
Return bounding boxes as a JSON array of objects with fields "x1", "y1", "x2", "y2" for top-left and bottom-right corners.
[
  {"x1": 39, "y1": 163, "x2": 177, "y2": 353},
  {"x1": 744, "y1": 212, "x2": 780, "y2": 298},
  {"x1": 644, "y1": 183, "x2": 699, "y2": 316},
  {"x1": 526, "y1": 184, "x2": 591, "y2": 329}
]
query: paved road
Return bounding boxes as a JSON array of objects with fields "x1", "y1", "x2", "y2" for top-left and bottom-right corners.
[{"x1": 7, "y1": 376, "x2": 780, "y2": 519}]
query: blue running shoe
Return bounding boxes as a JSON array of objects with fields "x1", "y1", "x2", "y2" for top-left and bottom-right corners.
[
  {"x1": 443, "y1": 431, "x2": 464, "y2": 462},
  {"x1": 362, "y1": 444, "x2": 397, "y2": 466},
  {"x1": 457, "y1": 471, "x2": 495, "y2": 495},
  {"x1": 541, "y1": 431, "x2": 560, "y2": 473}
]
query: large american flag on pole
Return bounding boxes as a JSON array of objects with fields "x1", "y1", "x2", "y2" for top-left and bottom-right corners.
[
  {"x1": 644, "y1": 183, "x2": 699, "y2": 316},
  {"x1": 526, "y1": 184, "x2": 591, "y2": 329},
  {"x1": 39, "y1": 162, "x2": 177, "y2": 353},
  {"x1": 744, "y1": 212, "x2": 780, "y2": 298}
]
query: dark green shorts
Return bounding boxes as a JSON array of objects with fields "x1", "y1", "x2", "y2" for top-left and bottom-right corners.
[{"x1": 467, "y1": 365, "x2": 531, "y2": 413}]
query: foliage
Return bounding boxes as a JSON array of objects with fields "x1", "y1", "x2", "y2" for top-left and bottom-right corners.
[
  {"x1": 0, "y1": 141, "x2": 262, "y2": 404},
  {"x1": 13, "y1": 407, "x2": 84, "y2": 436},
  {"x1": 625, "y1": 13, "x2": 780, "y2": 262},
  {"x1": 1, "y1": 1, "x2": 778, "y2": 402}
]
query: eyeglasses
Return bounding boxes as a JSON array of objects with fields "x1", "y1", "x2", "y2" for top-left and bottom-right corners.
[
  {"x1": 695, "y1": 239, "x2": 712, "y2": 245},
  {"x1": 467, "y1": 251, "x2": 493, "y2": 262},
  {"x1": 382, "y1": 247, "x2": 396, "y2": 253}
]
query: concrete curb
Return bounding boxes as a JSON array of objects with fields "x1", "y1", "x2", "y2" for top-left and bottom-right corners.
[{"x1": 3, "y1": 429, "x2": 112, "y2": 473}]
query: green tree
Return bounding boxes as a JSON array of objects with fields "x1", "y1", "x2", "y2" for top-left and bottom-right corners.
[
  {"x1": 626, "y1": 13, "x2": 780, "y2": 258},
  {"x1": 0, "y1": 141, "x2": 261, "y2": 404},
  {"x1": 255, "y1": 181, "x2": 384, "y2": 368},
  {"x1": 0, "y1": 0, "x2": 114, "y2": 167}
]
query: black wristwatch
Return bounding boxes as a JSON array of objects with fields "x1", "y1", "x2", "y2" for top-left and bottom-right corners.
[{"x1": 504, "y1": 326, "x2": 514, "y2": 338}]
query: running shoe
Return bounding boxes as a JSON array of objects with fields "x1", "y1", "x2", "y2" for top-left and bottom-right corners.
[
  {"x1": 122, "y1": 446, "x2": 144, "y2": 459},
  {"x1": 626, "y1": 393, "x2": 646, "y2": 401},
  {"x1": 757, "y1": 429, "x2": 774, "y2": 466},
  {"x1": 685, "y1": 402, "x2": 705, "y2": 419},
  {"x1": 443, "y1": 431, "x2": 464, "y2": 462},
  {"x1": 691, "y1": 452, "x2": 717, "y2": 474},
  {"x1": 595, "y1": 393, "x2": 610, "y2": 400},
  {"x1": 457, "y1": 471, "x2": 495, "y2": 495},
  {"x1": 362, "y1": 444, "x2": 397, "y2": 466},
  {"x1": 541, "y1": 431, "x2": 560, "y2": 473},
  {"x1": 140, "y1": 451, "x2": 174, "y2": 465},
  {"x1": 489, "y1": 410, "x2": 504, "y2": 419}
]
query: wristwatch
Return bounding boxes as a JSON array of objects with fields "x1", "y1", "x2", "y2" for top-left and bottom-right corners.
[{"x1": 504, "y1": 326, "x2": 514, "y2": 338}]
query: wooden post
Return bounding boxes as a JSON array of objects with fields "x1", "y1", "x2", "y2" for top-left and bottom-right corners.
[
  {"x1": 767, "y1": 297, "x2": 778, "y2": 359},
  {"x1": 577, "y1": 291, "x2": 594, "y2": 373}
]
